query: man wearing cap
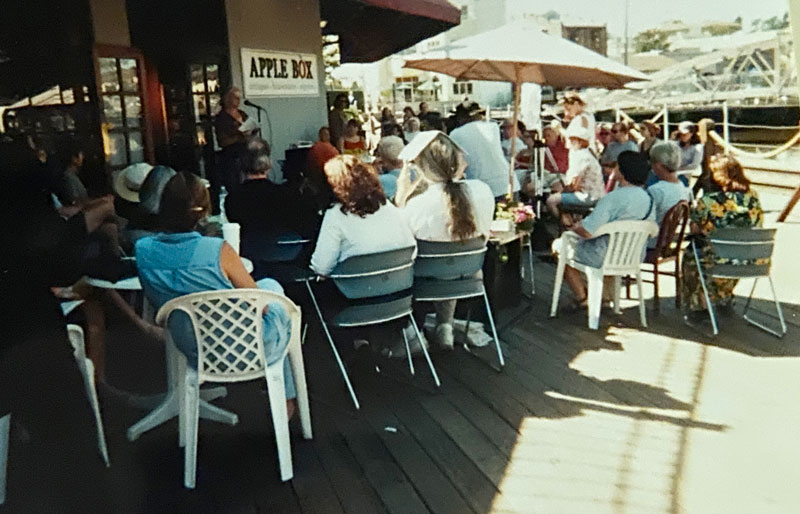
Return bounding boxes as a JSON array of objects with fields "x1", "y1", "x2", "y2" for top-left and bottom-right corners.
[
  {"x1": 545, "y1": 122, "x2": 604, "y2": 222},
  {"x1": 553, "y1": 151, "x2": 655, "y2": 306},
  {"x1": 449, "y1": 102, "x2": 520, "y2": 201}
]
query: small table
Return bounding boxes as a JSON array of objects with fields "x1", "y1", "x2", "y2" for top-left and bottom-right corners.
[
  {"x1": 85, "y1": 256, "x2": 254, "y2": 441},
  {"x1": 485, "y1": 230, "x2": 534, "y2": 310}
]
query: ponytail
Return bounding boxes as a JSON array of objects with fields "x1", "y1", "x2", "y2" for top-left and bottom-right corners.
[{"x1": 444, "y1": 181, "x2": 476, "y2": 241}]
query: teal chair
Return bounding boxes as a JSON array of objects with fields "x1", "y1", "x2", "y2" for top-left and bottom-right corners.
[
  {"x1": 413, "y1": 238, "x2": 504, "y2": 368},
  {"x1": 691, "y1": 227, "x2": 787, "y2": 338},
  {"x1": 305, "y1": 246, "x2": 439, "y2": 409}
]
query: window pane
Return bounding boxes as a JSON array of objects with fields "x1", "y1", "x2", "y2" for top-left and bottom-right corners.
[
  {"x1": 191, "y1": 64, "x2": 205, "y2": 93},
  {"x1": 107, "y1": 132, "x2": 127, "y2": 166},
  {"x1": 125, "y1": 96, "x2": 141, "y2": 128},
  {"x1": 193, "y1": 94, "x2": 207, "y2": 122},
  {"x1": 209, "y1": 94, "x2": 221, "y2": 116},
  {"x1": 129, "y1": 131, "x2": 144, "y2": 162},
  {"x1": 99, "y1": 58, "x2": 120, "y2": 93},
  {"x1": 61, "y1": 88, "x2": 75, "y2": 104},
  {"x1": 196, "y1": 125, "x2": 208, "y2": 146},
  {"x1": 120, "y1": 58, "x2": 140, "y2": 93},
  {"x1": 103, "y1": 95, "x2": 123, "y2": 129},
  {"x1": 206, "y1": 64, "x2": 219, "y2": 93}
]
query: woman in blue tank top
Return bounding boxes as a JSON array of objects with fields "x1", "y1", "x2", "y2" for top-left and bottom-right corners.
[{"x1": 135, "y1": 172, "x2": 296, "y2": 415}]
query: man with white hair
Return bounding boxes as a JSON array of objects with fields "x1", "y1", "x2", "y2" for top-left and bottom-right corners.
[
  {"x1": 647, "y1": 141, "x2": 693, "y2": 228},
  {"x1": 375, "y1": 135, "x2": 405, "y2": 200}
]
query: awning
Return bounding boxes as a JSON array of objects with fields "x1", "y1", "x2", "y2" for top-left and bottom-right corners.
[{"x1": 320, "y1": 0, "x2": 460, "y2": 63}]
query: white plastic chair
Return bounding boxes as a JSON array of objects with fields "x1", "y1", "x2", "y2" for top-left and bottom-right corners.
[
  {"x1": 550, "y1": 220, "x2": 659, "y2": 330},
  {"x1": 67, "y1": 324, "x2": 110, "y2": 468},
  {"x1": 156, "y1": 289, "x2": 312, "y2": 488}
]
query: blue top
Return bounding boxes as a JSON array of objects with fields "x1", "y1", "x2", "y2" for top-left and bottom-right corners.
[
  {"x1": 379, "y1": 170, "x2": 400, "y2": 200},
  {"x1": 135, "y1": 232, "x2": 290, "y2": 369},
  {"x1": 576, "y1": 186, "x2": 655, "y2": 268}
]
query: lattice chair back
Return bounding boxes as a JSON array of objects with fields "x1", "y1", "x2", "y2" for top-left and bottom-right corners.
[
  {"x1": 414, "y1": 238, "x2": 487, "y2": 279},
  {"x1": 156, "y1": 289, "x2": 301, "y2": 383},
  {"x1": 595, "y1": 220, "x2": 660, "y2": 275},
  {"x1": 654, "y1": 201, "x2": 690, "y2": 260},
  {"x1": 708, "y1": 228, "x2": 776, "y2": 278},
  {"x1": 330, "y1": 246, "x2": 416, "y2": 300}
]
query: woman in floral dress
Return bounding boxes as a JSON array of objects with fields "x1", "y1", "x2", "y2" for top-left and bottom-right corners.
[{"x1": 682, "y1": 154, "x2": 764, "y2": 320}]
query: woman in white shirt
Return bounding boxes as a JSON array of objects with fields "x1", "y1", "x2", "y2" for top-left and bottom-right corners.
[
  {"x1": 561, "y1": 92, "x2": 596, "y2": 153},
  {"x1": 310, "y1": 155, "x2": 415, "y2": 276},
  {"x1": 396, "y1": 131, "x2": 494, "y2": 349}
]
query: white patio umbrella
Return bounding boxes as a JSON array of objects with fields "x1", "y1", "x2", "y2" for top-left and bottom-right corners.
[{"x1": 405, "y1": 22, "x2": 649, "y2": 196}]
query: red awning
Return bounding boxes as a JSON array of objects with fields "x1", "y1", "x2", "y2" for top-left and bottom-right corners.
[{"x1": 320, "y1": 0, "x2": 461, "y2": 63}]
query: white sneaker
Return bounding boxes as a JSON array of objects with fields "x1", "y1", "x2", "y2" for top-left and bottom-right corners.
[
  {"x1": 434, "y1": 323, "x2": 455, "y2": 351},
  {"x1": 383, "y1": 323, "x2": 428, "y2": 359}
]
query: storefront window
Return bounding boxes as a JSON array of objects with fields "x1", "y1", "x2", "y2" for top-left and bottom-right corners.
[{"x1": 97, "y1": 54, "x2": 146, "y2": 169}]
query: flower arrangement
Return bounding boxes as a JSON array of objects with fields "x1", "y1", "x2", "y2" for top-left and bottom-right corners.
[{"x1": 495, "y1": 201, "x2": 536, "y2": 233}]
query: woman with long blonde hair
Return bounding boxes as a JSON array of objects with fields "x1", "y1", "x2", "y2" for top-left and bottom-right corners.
[{"x1": 397, "y1": 131, "x2": 494, "y2": 349}]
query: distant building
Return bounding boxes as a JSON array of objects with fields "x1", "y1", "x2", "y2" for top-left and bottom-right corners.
[{"x1": 562, "y1": 23, "x2": 608, "y2": 56}]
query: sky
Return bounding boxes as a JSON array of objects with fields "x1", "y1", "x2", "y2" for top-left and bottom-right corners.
[{"x1": 511, "y1": 0, "x2": 790, "y2": 37}]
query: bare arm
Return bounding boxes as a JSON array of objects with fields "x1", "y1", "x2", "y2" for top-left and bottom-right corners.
[{"x1": 219, "y1": 241, "x2": 258, "y2": 288}]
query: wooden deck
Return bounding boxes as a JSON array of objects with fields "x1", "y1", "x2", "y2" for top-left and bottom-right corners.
[{"x1": 6, "y1": 193, "x2": 800, "y2": 514}]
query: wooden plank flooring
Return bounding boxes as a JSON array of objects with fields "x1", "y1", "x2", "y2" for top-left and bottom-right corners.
[{"x1": 5, "y1": 225, "x2": 800, "y2": 513}]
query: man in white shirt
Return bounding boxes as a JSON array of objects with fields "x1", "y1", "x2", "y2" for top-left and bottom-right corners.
[{"x1": 449, "y1": 103, "x2": 520, "y2": 201}]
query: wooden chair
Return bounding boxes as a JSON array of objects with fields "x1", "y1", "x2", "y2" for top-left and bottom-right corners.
[{"x1": 628, "y1": 201, "x2": 690, "y2": 313}]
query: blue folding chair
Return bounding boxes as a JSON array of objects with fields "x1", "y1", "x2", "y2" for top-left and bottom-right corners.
[
  {"x1": 413, "y1": 238, "x2": 505, "y2": 368},
  {"x1": 692, "y1": 227, "x2": 787, "y2": 338},
  {"x1": 305, "y1": 246, "x2": 440, "y2": 409}
]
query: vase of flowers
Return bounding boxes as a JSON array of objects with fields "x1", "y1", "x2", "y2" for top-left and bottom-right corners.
[{"x1": 495, "y1": 201, "x2": 536, "y2": 233}]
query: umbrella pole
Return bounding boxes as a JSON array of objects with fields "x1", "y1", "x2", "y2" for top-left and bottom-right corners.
[{"x1": 508, "y1": 79, "x2": 522, "y2": 199}]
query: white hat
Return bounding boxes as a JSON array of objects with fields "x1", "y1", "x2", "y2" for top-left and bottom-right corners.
[
  {"x1": 564, "y1": 122, "x2": 592, "y2": 143},
  {"x1": 112, "y1": 162, "x2": 153, "y2": 202},
  {"x1": 397, "y1": 130, "x2": 467, "y2": 162},
  {"x1": 678, "y1": 121, "x2": 696, "y2": 134}
]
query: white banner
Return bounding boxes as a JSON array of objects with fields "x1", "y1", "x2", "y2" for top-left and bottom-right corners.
[{"x1": 240, "y1": 48, "x2": 320, "y2": 97}]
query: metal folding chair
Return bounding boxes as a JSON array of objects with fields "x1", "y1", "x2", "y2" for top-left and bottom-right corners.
[
  {"x1": 413, "y1": 238, "x2": 505, "y2": 368},
  {"x1": 691, "y1": 227, "x2": 787, "y2": 338},
  {"x1": 305, "y1": 246, "x2": 439, "y2": 410}
]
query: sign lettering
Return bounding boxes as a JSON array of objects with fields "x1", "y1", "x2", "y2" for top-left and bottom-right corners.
[{"x1": 241, "y1": 48, "x2": 319, "y2": 97}]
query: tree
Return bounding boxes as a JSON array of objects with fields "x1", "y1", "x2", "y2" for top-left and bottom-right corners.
[
  {"x1": 703, "y1": 23, "x2": 740, "y2": 37},
  {"x1": 322, "y1": 34, "x2": 341, "y2": 87},
  {"x1": 633, "y1": 29, "x2": 670, "y2": 53}
]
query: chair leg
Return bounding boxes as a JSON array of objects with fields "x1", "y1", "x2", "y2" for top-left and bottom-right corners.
[
  {"x1": 408, "y1": 314, "x2": 440, "y2": 387},
  {"x1": 287, "y1": 337, "x2": 313, "y2": 440},
  {"x1": 692, "y1": 241, "x2": 718, "y2": 336},
  {"x1": 586, "y1": 269, "x2": 603, "y2": 330},
  {"x1": 625, "y1": 275, "x2": 631, "y2": 299},
  {"x1": 265, "y1": 364, "x2": 294, "y2": 481},
  {"x1": 675, "y1": 253, "x2": 682, "y2": 309},
  {"x1": 743, "y1": 277, "x2": 788, "y2": 338},
  {"x1": 613, "y1": 276, "x2": 622, "y2": 315},
  {"x1": 305, "y1": 281, "x2": 360, "y2": 410},
  {"x1": 83, "y1": 359, "x2": 110, "y2": 467},
  {"x1": 183, "y1": 369, "x2": 200, "y2": 489},
  {"x1": 0, "y1": 414, "x2": 9, "y2": 505},
  {"x1": 550, "y1": 255, "x2": 567, "y2": 317},
  {"x1": 636, "y1": 272, "x2": 647, "y2": 328},
  {"x1": 483, "y1": 290, "x2": 505, "y2": 368},
  {"x1": 401, "y1": 326, "x2": 415, "y2": 376},
  {"x1": 525, "y1": 238, "x2": 535, "y2": 296},
  {"x1": 653, "y1": 261, "x2": 660, "y2": 314}
]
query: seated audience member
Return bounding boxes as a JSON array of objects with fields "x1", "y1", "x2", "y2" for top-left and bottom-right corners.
[
  {"x1": 647, "y1": 142, "x2": 692, "y2": 229},
  {"x1": 122, "y1": 165, "x2": 177, "y2": 245},
  {"x1": 639, "y1": 120, "x2": 662, "y2": 158},
  {"x1": 396, "y1": 131, "x2": 494, "y2": 349},
  {"x1": 135, "y1": 172, "x2": 298, "y2": 416},
  {"x1": 545, "y1": 122, "x2": 604, "y2": 223},
  {"x1": 600, "y1": 122, "x2": 639, "y2": 166},
  {"x1": 305, "y1": 129, "x2": 340, "y2": 209},
  {"x1": 52, "y1": 138, "x2": 89, "y2": 207},
  {"x1": 552, "y1": 151, "x2": 655, "y2": 307},
  {"x1": 449, "y1": 102, "x2": 520, "y2": 201},
  {"x1": 1, "y1": 136, "x2": 114, "y2": 511},
  {"x1": 681, "y1": 155, "x2": 763, "y2": 325},
  {"x1": 402, "y1": 106, "x2": 416, "y2": 124},
  {"x1": 225, "y1": 138, "x2": 320, "y2": 261},
  {"x1": 404, "y1": 116, "x2": 421, "y2": 142},
  {"x1": 380, "y1": 107, "x2": 398, "y2": 137},
  {"x1": 310, "y1": 155, "x2": 415, "y2": 277},
  {"x1": 374, "y1": 136, "x2": 405, "y2": 201},
  {"x1": 318, "y1": 126, "x2": 332, "y2": 144},
  {"x1": 595, "y1": 123, "x2": 612, "y2": 153},
  {"x1": 343, "y1": 118, "x2": 367, "y2": 155},
  {"x1": 672, "y1": 121, "x2": 703, "y2": 186},
  {"x1": 500, "y1": 119, "x2": 527, "y2": 161}
]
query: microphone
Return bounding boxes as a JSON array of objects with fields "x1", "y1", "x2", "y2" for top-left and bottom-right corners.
[{"x1": 244, "y1": 99, "x2": 265, "y2": 110}]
